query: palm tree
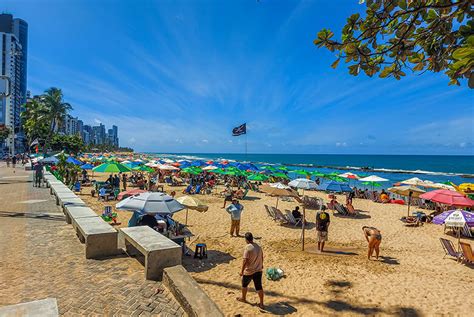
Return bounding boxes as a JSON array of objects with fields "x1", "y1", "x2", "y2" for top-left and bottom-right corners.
[
  {"x1": 41, "y1": 88, "x2": 72, "y2": 153},
  {"x1": 21, "y1": 96, "x2": 50, "y2": 147}
]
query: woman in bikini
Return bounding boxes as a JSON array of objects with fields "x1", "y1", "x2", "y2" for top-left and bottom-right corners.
[{"x1": 362, "y1": 226, "x2": 382, "y2": 260}]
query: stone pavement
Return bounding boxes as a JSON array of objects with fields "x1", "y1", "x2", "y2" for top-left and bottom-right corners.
[{"x1": 0, "y1": 164, "x2": 185, "y2": 316}]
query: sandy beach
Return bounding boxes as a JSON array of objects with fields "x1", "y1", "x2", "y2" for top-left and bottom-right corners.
[{"x1": 77, "y1": 174, "x2": 473, "y2": 316}]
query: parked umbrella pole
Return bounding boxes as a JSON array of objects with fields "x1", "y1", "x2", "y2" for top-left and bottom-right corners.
[
  {"x1": 302, "y1": 205, "x2": 306, "y2": 251},
  {"x1": 407, "y1": 191, "x2": 412, "y2": 217},
  {"x1": 185, "y1": 208, "x2": 189, "y2": 225}
]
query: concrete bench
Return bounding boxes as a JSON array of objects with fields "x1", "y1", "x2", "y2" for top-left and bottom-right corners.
[
  {"x1": 120, "y1": 226, "x2": 182, "y2": 280},
  {"x1": 74, "y1": 216, "x2": 118, "y2": 259},
  {"x1": 64, "y1": 205, "x2": 98, "y2": 224},
  {"x1": 0, "y1": 298, "x2": 58, "y2": 317},
  {"x1": 163, "y1": 266, "x2": 223, "y2": 317},
  {"x1": 53, "y1": 191, "x2": 78, "y2": 206}
]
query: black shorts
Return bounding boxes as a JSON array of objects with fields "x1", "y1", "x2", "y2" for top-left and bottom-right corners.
[{"x1": 242, "y1": 271, "x2": 263, "y2": 291}]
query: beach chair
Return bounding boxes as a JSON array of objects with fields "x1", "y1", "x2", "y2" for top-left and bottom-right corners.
[
  {"x1": 285, "y1": 209, "x2": 302, "y2": 227},
  {"x1": 264, "y1": 205, "x2": 275, "y2": 220},
  {"x1": 439, "y1": 238, "x2": 461, "y2": 261},
  {"x1": 193, "y1": 184, "x2": 202, "y2": 195},
  {"x1": 400, "y1": 216, "x2": 421, "y2": 227},
  {"x1": 271, "y1": 207, "x2": 288, "y2": 224},
  {"x1": 459, "y1": 242, "x2": 474, "y2": 264},
  {"x1": 335, "y1": 204, "x2": 348, "y2": 216},
  {"x1": 183, "y1": 185, "x2": 192, "y2": 194}
]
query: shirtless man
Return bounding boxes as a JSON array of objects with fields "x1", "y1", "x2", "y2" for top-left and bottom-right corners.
[{"x1": 362, "y1": 226, "x2": 382, "y2": 260}]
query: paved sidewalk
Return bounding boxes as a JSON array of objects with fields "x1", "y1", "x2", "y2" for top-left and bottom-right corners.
[{"x1": 0, "y1": 165, "x2": 184, "y2": 316}]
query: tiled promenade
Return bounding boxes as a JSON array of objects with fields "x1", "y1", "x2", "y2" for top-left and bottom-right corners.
[{"x1": 0, "y1": 164, "x2": 184, "y2": 316}]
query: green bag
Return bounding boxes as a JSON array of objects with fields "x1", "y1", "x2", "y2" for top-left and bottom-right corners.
[{"x1": 266, "y1": 267, "x2": 284, "y2": 281}]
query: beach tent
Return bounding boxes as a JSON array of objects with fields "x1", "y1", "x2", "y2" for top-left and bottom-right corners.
[
  {"x1": 318, "y1": 181, "x2": 352, "y2": 193},
  {"x1": 116, "y1": 192, "x2": 184, "y2": 214}
]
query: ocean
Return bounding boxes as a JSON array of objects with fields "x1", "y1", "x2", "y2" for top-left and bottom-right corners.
[{"x1": 147, "y1": 153, "x2": 474, "y2": 189}]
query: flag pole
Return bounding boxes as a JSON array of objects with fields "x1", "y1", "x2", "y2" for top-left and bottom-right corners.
[{"x1": 245, "y1": 133, "x2": 247, "y2": 161}]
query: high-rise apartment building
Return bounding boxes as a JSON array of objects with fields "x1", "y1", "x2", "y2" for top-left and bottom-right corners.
[{"x1": 0, "y1": 13, "x2": 27, "y2": 155}]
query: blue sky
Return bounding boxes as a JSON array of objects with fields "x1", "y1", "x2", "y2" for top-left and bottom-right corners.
[{"x1": 4, "y1": 0, "x2": 474, "y2": 155}]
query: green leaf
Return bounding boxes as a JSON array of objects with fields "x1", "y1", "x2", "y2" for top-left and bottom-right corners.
[
  {"x1": 348, "y1": 64, "x2": 360, "y2": 76},
  {"x1": 331, "y1": 58, "x2": 341, "y2": 69}
]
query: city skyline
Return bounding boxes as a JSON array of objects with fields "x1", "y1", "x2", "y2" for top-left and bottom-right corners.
[{"x1": 2, "y1": 1, "x2": 473, "y2": 155}]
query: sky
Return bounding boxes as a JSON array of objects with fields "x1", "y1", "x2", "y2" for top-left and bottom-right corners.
[{"x1": 3, "y1": 0, "x2": 474, "y2": 155}]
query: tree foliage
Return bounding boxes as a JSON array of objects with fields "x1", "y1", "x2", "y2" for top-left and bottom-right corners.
[
  {"x1": 314, "y1": 0, "x2": 474, "y2": 87},
  {"x1": 21, "y1": 87, "x2": 73, "y2": 153},
  {"x1": 0, "y1": 124, "x2": 11, "y2": 143},
  {"x1": 50, "y1": 134, "x2": 84, "y2": 155}
]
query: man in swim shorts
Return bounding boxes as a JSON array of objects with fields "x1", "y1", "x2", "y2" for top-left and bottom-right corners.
[{"x1": 316, "y1": 206, "x2": 330, "y2": 252}]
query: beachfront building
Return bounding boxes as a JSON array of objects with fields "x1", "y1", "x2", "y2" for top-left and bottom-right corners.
[
  {"x1": 66, "y1": 121, "x2": 119, "y2": 147},
  {"x1": 0, "y1": 13, "x2": 28, "y2": 155}
]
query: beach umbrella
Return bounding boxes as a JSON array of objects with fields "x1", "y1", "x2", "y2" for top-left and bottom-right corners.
[
  {"x1": 428, "y1": 183, "x2": 456, "y2": 190},
  {"x1": 459, "y1": 183, "x2": 474, "y2": 192},
  {"x1": 191, "y1": 160, "x2": 206, "y2": 167},
  {"x1": 80, "y1": 163, "x2": 94, "y2": 170},
  {"x1": 293, "y1": 169, "x2": 312, "y2": 177},
  {"x1": 66, "y1": 157, "x2": 82, "y2": 165},
  {"x1": 261, "y1": 166, "x2": 277, "y2": 172},
  {"x1": 276, "y1": 166, "x2": 289, "y2": 171},
  {"x1": 202, "y1": 165, "x2": 218, "y2": 171},
  {"x1": 311, "y1": 171, "x2": 325, "y2": 177},
  {"x1": 420, "y1": 190, "x2": 474, "y2": 207},
  {"x1": 339, "y1": 172, "x2": 360, "y2": 180},
  {"x1": 116, "y1": 192, "x2": 184, "y2": 214},
  {"x1": 400, "y1": 177, "x2": 425, "y2": 186},
  {"x1": 388, "y1": 186, "x2": 426, "y2": 216},
  {"x1": 433, "y1": 210, "x2": 474, "y2": 249},
  {"x1": 92, "y1": 162, "x2": 131, "y2": 173},
  {"x1": 288, "y1": 178, "x2": 318, "y2": 196},
  {"x1": 176, "y1": 195, "x2": 208, "y2": 225},
  {"x1": 133, "y1": 165, "x2": 154, "y2": 173},
  {"x1": 40, "y1": 156, "x2": 59, "y2": 164},
  {"x1": 318, "y1": 181, "x2": 352, "y2": 193},
  {"x1": 117, "y1": 189, "x2": 147, "y2": 201},
  {"x1": 359, "y1": 175, "x2": 389, "y2": 182},
  {"x1": 272, "y1": 172, "x2": 290, "y2": 179},
  {"x1": 247, "y1": 174, "x2": 269, "y2": 181},
  {"x1": 158, "y1": 164, "x2": 180, "y2": 171},
  {"x1": 261, "y1": 182, "x2": 298, "y2": 208}
]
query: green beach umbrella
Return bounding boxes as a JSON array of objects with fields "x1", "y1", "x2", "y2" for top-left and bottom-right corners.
[
  {"x1": 272, "y1": 172, "x2": 290, "y2": 179},
  {"x1": 181, "y1": 167, "x2": 202, "y2": 175},
  {"x1": 293, "y1": 169, "x2": 312, "y2": 176},
  {"x1": 133, "y1": 165, "x2": 154, "y2": 173},
  {"x1": 92, "y1": 162, "x2": 132, "y2": 173},
  {"x1": 210, "y1": 168, "x2": 226, "y2": 174},
  {"x1": 311, "y1": 171, "x2": 325, "y2": 177},
  {"x1": 261, "y1": 166, "x2": 277, "y2": 171},
  {"x1": 276, "y1": 166, "x2": 288, "y2": 171},
  {"x1": 247, "y1": 174, "x2": 269, "y2": 181}
]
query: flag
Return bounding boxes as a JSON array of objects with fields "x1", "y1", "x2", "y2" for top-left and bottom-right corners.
[
  {"x1": 232, "y1": 123, "x2": 246, "y2": 136},
  {"x1": 30, "y1": 138, "x2": 39, "y2": 147}
]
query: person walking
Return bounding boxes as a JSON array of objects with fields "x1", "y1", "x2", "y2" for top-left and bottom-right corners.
[
  {"x1": 122, "y1": 173, "x2": 127, "y2": 191},
  {"x1": 226, "y1": 199, "x2": 244, "y2": 237},
  {"x1": 12, "y1": 155, "x2": 17, "y2": 168},
  {"x1": 33, "y1": 162, "x2": 44, "y2": 187},
  {"x1": 315, "y1": 206, "x2": 330, "y2": 252},
  {"x1": 362, "y1": 226, "x2": 382, "y2": 260},
  {"x1": 237, "y1": 232, "x2": 264, "y2": 309}
]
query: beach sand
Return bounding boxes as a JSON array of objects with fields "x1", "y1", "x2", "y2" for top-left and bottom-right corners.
[{"x1": 79, "y1": 175, "x2": 473, "y2": 316}]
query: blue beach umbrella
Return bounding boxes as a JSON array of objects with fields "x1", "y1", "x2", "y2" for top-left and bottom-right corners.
[
  {"x1": 318, "y1": 181, "x2": 353, "y2": 193},
  {"x1": 80, "y1": 163, "x2": 94, "y2": 170},
  {"x1": 66, "y1": 157, "x2": 82, "y2": 165}
]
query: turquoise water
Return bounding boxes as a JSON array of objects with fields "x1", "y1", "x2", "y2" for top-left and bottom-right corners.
[{"x1": 147, "y1": 153, "x2": 474, "y2": 189}]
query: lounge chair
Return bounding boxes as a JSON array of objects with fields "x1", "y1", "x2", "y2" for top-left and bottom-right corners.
[
  {"x1": 439, "y1": 238, "x2": 461, "y2": 261},
  {"x1": 193, "y1": 184, "x2": 202, "y2": 195},
  {"x1": 285, "y1": 209, "x2": 302, "y2": 227},
  {"x1": 400, "y1": 216, "x2": 421, "y2": 226},
  {"x1": 73, "y1": 181, "x2": 81, "y2": 194},
  {"x1": 264, "y1": 205, "x2": 276, "y2": 220},
  {"x1": 271, "y1": 207, "x2": 289, "y2": 224},
  {"x1": 183, "y1": 185, "x2": 192, "y2": 194},
  {"x1": 335, "y1": 204, "x2": 348, "y2": 216},
  {"x1": 459, "y1": 242, "x2": 474, "y2": 264}
]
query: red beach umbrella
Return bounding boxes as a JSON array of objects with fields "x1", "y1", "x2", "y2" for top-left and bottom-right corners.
[{"x1": 420, "y1": 189, "x2": 474, "y2": 207}]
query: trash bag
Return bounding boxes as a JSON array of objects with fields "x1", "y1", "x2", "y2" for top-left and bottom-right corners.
[{"x1": 266, "y1": 267, "x2": 284, "y2": 281}]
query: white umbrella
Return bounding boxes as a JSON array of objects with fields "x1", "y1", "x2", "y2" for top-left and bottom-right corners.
[
  {"x1": 359, "y1": 175, "x2": 389, "y2": 182},
  {"x1": 162, "y1": 158, "x2": 174, "y2": 163},
  {"x1": 400, "y1": 177, "x2": 425, "y2": 186},
  {"x1": 116, "y1": 192, "x2": 184, "y2": 214},
  {"x1": 202, "y1": 165, "x2": 218, "y2": 171},
  {"x1": 158, "y1": 164, "x2": 180, "y2": 171},
  {"x1": 288, "y1": 179, "x2": 318, "y2": 193},
  {"x1": 270, "y1": 182, "x2": 291, "y2": 189}
]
